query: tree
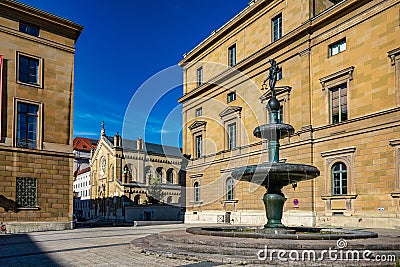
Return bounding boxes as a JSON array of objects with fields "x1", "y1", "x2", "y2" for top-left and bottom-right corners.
[{"x1": 147, "y1": 174, "x2": 162, "y2": 204}]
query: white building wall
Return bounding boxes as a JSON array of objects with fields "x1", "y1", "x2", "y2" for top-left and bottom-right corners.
[{"x1": 73, "y1": 170, "x2": 91, "y2": 219}]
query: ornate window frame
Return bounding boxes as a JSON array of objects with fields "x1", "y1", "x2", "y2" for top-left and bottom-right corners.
[
  {"x1": 219, "y1": 106, "x2": 242, "y2": 151},
  {"x1": 13, "y1": 98, "x2": 43, "y2": 150},
  {"x1": 16, "y1": 51, "x2": 43, "y2": 88},
  {"x1": 189, "y1": 174, "x2": 203, "y2": 205},
  {"x1": 390, "y1": 139, "x2": 400, "y2": 199},
  {"x1": 188, "y1": 121, "x2": 207, "y2": 160},
  {"x1": 388, "y1": 47, "x2": 400, "y2": 107},
  {"x1": 226, "y1": 177, "x2": 234, "y2": 201},
  {"x1": 321, "y1": 147, "x2": 357, "y2": 214},
  {"x1": 319, "y1": 66, "x2": 354, "y2": 125}
]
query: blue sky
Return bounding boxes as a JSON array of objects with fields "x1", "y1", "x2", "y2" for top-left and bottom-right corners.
[{"x1": 19, "y1": 0, "x2": 247, "y2": 146}]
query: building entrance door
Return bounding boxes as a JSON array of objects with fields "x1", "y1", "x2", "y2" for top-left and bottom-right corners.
[{"x1": 144, "y1": 211, "x2": 152, "y2": 221}]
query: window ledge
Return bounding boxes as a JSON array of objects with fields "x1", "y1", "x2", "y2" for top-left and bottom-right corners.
[
  {"x1": 223, "y1": 199, "x2": 238, "y2": 203},
  {"x1": 16, "y1": 207, "x2": 41, "y2": 211},
  {"x1": 189, "y1": 201, "x2": 203, "y2": 205},
  {"x1": 16, "y1": 80, "x2": 42, "y2": 89},
  {"x1": 321, "y1": 195, "x2": 357, "y2": 200},
  {"x1": 391, "y1": 192, "x2": 400, "y2": 198}
]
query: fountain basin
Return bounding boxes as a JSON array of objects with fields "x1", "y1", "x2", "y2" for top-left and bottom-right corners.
[
  {"x1": 186, "y1": 226, "x2": 378, "y2": 240},
  {"x1": 232, "y1": 162, "x2": 320, "y2": 187}
]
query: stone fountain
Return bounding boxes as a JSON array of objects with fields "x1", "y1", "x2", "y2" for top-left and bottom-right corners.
[
  {"x1": 182, "y1": 60, "x2": 377, "y2": 240},
  {"x1": 183, "y1": 60, "x2": 377, "y2": 239},
  {"x1": 131, "y1": 61, "x2": 380, "y2": 265},
  {"x1": 231, "y1": 59, "x2": 320, "y2": 229}
]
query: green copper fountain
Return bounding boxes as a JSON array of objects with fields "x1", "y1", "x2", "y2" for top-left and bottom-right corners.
[{"x1": 232, "y1": 59, "x2": 320, "y2": 229}]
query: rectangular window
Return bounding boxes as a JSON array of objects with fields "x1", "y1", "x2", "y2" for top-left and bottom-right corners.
[
  {"x1": 277, "y1": 69, "x2": 282, "y2": 81},
  {"x1": 228, "y1": 44, "x2": 236, "y2": 67},
  {"x1": 228, "y1": 123, "x2": 237, "y2": 150},
  {"x1": 329, "y1": 39, "x2": 346, "y2": 56},
  {"x1": 19, "y1": 22, "x2": 39, "y2": 37},
  {"x1": 227, "y1": 91, "x2": 236, "y2": 103},
  {"x1": 195, "y1": 135, "x2": 202, "y2": 158},
  {"x1": 195, "y1": 107, "x2": 202, "y2": 117},
  {"x1": 272, "y1": 13, "x2": 282, "y2": 42},
  {"x1": 330, "y1": 84, "x2": 348, "y2": 124},
  {"x1": 17, "y1": 102, "x2": 39, "y2": 149},
  {"x1": 197, "y1": 67, "x2": 203, "y2": 87},
  {"x1": 17, "y1": 53, "x2": 41, "y2": 86},
  {"x1": 278, "y1": 105, "x2": 284, "y2": 123},
  {"x1": 16, "y1": 177, "x2": 37, "y2": 208}
]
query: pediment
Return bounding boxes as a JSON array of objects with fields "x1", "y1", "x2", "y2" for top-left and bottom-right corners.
[
  {"x1": 319, "y1": 66, "x2": 354, "y2": 88},
  {"x1": 219, "y1": 106, "x2": 242, "y2": 118},
  {"x1": 260, "y1": 86, "x2": 292, "y2": 102},
  {"x1": 188, "y1": 120, "x2": 207, "y2": 131}
]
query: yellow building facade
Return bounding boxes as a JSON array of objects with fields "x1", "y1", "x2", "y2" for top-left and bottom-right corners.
[
  {"x1": 90, "y1": 128, "x2": 185, "y2": 222},
  {"x1": 0, "y1": 1, "x2": 82, "y2": 232},
  {"x1": 179, "y1": 0, "x2": 400, "y2": 228}
]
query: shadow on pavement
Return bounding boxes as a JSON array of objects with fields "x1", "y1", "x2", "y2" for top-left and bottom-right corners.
[{"x1": 0, "y1": 233, "x2": 58, "y2": 265}]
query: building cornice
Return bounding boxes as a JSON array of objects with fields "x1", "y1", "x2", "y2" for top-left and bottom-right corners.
[
  {"x1": 178, "y1": 0, "x2": 392, "y2": 104},
  {"x1": 0, "y1": 25, "x2": 76, "y2": 53},
  {"x1": 179, "y1": 0, "x2": 272, "y2": 66},
  {"x1": 0, "y1": 0, "x2": 83, "y2": 41}
]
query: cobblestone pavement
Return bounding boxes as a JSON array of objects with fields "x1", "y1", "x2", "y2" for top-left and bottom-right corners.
[{"x1": 0, "y1": 224, "x2": 225, "y2": 267}]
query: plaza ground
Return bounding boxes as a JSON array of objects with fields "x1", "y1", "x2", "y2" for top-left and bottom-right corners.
[
  {"x1": 0, "y1": 224, "x2": 399, "y2": 266},
  {"x1": 0, "y1": 224, "x2": 204, "y2": 266}
]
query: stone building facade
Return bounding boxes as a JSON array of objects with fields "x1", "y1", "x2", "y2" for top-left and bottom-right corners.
[
  {"x1": 0, "y1": 0, "x2": 83, "y2": 232},
  {"x1": 90, "y1": 127, "x2": 185, "y2": 222},
  {"x1": 179, "y1": 0, "x2": 400, "y2": 228}
]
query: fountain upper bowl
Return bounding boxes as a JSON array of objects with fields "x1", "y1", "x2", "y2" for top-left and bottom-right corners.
[
  {"x1": 231, "y1": 162, "x2": 320, "y2": 187},
  {"x1": 253, "y1": 124, "x2": 295, "y2": 139}
]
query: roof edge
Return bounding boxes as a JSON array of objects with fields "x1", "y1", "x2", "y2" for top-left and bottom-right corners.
[{"x1": 1, "y1": 0, "x2": 84, "y2": 40}]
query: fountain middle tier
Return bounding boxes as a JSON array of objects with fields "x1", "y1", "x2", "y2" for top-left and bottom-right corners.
[
  {"x1": 232, "y1": 162, "x2": 320, "y2": 188},
  {"x1": 253, "y1": 123, "x2": 295, "y2": 140}
]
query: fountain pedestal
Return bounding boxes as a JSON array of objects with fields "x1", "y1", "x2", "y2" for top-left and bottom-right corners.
[{"x1": 263, "y1": 187, "x2": 285, "y2": 228}]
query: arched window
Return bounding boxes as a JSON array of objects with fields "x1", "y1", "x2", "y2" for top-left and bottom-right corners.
[
  {"x1": 332, "y1": 162, "x2": 347, "y2": 195},
  {"x1": 110, "y1": 165, "x2": 114, "y2": 181},
  {"x1": 145, "y1": 166, "x2": 152, "y2": 177},
  {"x1": 194, "y1": 182, "x2": 200, "y2": 202},
  {"x1": 123, "y1": 165, "x2": 131, "y2": 183},
  {"x1": 133, "y1": 195, "x2": 140, "y2": 205},
  {"x1": 226, "y1": 178, "x2": 234, "y2": 200},
  {"x1": 156, "y1": 167, "x2": 163, "y2": 179},
  {"x1": 166, "y1": 169, "x2": 174, "y2": 184}
]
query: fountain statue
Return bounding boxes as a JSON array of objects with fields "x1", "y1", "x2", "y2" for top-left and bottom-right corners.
[{"x1": 231, "y1": 59, "x2": 320, "y2": 229}]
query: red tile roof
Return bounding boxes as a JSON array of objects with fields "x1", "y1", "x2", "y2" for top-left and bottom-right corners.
[
  {"x1": 77, "y1": 167, "x2": 91, "y2": 176},
  {"x1": 73, "y1": 137, "x2": 97, "y2": 151}
]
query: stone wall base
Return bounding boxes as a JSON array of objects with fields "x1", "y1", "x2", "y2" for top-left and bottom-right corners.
[
  {"x1": 185, "y1": 210, "x2": 400, "y2": 229},
  {"x1": 3, "y1": 221, "x2": 73, "y2": 233},
  {"x1": 318, "y1": 215, "x2": 400, "y2": 229}
]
